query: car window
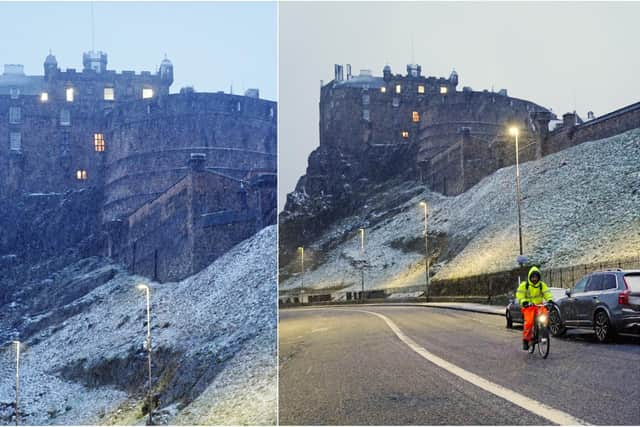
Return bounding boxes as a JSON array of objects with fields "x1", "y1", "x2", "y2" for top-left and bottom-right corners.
[
  {"x1": 602, "y1": 274, "x2": 617, "y2": 290},
  {"x1": 624, "y1": 274, "x2": 640, "y2": 292},
  {"x1": 586, "y1": 274, "x2": 604, "y2": 292},
  {"x1": 574, "y1": 276, "x2": 589, "y2": 293}
]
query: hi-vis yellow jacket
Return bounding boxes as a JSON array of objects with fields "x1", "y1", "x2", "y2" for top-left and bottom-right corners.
[{"x1": 516, "y1": 266, "x2": 553, "y2": 305}]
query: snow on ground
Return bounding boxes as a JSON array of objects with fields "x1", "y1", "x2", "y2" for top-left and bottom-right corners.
[
  {"x1": 0, "y1": 225, "x2": 277, "y2": 425},
  {"x1": 280, "y1": 128, "x2": 640, "y2": 292}
]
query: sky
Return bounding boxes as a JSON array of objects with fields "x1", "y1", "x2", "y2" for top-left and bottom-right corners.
[
  {"x1": 0, "y1": 2, "x2": 277, "y2": 101},
  {"x1": 279, "y1": 1, "x2": 640, "y2": 211}
]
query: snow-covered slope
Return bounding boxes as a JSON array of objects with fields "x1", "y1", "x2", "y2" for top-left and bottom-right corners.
[
  {"x1": 0, "y1": 225, "x2": 276, "y2": 425},
  {"x1": 280, "y1": 128, "x2": 640, "y2": 292}
]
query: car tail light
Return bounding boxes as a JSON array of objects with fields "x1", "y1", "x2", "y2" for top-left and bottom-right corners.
[{"x1": 619, "y1": 289, "x2": 630, "y2": 305}]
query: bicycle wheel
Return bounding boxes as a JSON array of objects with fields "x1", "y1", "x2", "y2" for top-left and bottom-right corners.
[{"x1": 538, "y1": 325, "x2": 550, "y2": 359}]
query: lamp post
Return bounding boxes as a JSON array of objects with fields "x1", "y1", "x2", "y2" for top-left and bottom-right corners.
[
  {"x1": 12, "y1": 340, "x2": 19, "y2": 426},
  {"x1": 510, "y1": 126, "x2": 524, "y2": 260},
  {"x1": 419, "y1": 202, "x2": 430, "y2": 302},
  {"x1": 137, "y1": 284, "x2": 153, "y2": 425},
  {"x1": 359, "y1": 228, "x2": 365, "y2": 303},
  {"x1": 297, "y1": 247, "x2": 304, "y2": 303}
]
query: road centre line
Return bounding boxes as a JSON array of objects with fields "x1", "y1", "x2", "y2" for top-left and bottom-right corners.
[{"x1": 294, "y1": 307, "x2": 589, "y2": 426}]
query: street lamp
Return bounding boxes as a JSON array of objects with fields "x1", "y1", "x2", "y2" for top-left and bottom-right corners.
[
  {"x1": 419, "y1": 202, "x2": 430, "y2": 302},
  {"x1": 297, "y1": 247, "x2": 304, "y2": 303},
  {"x1": 359, "y1": 228, "x2": 365, "y2": 303},
  {"x1": 136, "y1": 284, "x2": 153, "y2": 425},
  {"x1": 509, "y1": 126, "x2": 524, "y2": 260},
  {"x1": 12, "y1": 340, "x2": 19, "y2": 426}
]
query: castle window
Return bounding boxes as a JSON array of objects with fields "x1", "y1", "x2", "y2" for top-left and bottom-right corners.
[
  {"x1": 401, "y1": 131, "x2": 409, "y2": 139},
  {"x1": 412, "y1": 111, "x2": 420, "y2": 122},
  {"x1": 66, "y1": 87, "x2": 74, "y2": 102},
  {"x1": 76, "y1": 170, "x2": 88, "y2": 180},
  {"x1": 60, "y1": 109, "x2": 71, "y2": 126},
  {"x1": 40, "y1": 92, "x2": 49, "y2": 102},
  {"x1": 362, "y1": 94, "x2": 370, "y2": 105},
  {"x1": 380, "y1": 86, "x2": 386, "y2": 93},
  {"x1": 142, "y1": 88, "x2": 154, "y2": 99},
  {"x1": 440, "y1": 86, "x2": 448, "y2": 94},
  {"x1": 10, "y1": 88, "x2": 20, "y2": 99},
  {"x1": 395, "y1": 84, "x2": 402, "y2": 94},
  {"x1": 9, "y1": 132, "x2": 21, "y2": 151},
  {"x1": 94, "y1": 133, "x2": 105, "y2": 152},
  {"x1": 237, "y1": 101, "x2": 241, "y2": 111},
  {"x1": 418, "y1": 85, "x2": 425, "y2": 94},
  {"x1": 392, "y1": 97, "x2": 400, "y2": 107},
  {"x1": 104, "y1": 87, "x2": 115, "y2": 101},
  {"x1": 9, "y1": 107, "x2": 21, "y2": 124},
  {"x1": 363, "y1": 109, "x2": 370, "y2": 121}
]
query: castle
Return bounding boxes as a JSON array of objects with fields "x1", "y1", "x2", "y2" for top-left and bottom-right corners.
[
  {"x1": 280, "y1": 62, "x2": 640, "y2": 267},
  {"x1": 0, "y1": 51, "x2": 277, "y2": 281}
]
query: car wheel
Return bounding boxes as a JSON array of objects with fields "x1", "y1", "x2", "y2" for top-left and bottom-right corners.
[
  {"x1": 548, "y1": 308, "x2": 566, "y2": 337},
  {"x1": 506, "y1": 311, "x2": 513, "y2": 329},
  {"x1": 594, "y1": 310, "x2": 614, "y2": 343}
]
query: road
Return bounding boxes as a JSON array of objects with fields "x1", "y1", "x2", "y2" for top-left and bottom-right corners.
[{"x1": 279, "y1": 305, "x2": 640, "y2": 425}]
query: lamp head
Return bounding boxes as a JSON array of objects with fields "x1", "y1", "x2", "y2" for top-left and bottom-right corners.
[
  {"x1": 509, "y1": 127, "x2": 519, "y2": 137},
  {"x1": 136, "y1": 283, "x2": 149, "y2": 291}
]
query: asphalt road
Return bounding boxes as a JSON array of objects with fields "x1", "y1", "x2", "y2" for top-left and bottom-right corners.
[{"x1": 279, "y1": 306, "x2": 640, "y2": 425}]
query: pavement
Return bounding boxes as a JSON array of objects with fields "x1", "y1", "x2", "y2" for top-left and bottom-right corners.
[{"x1": 279, "y1": 305, "x2": 640, "y2": 425}]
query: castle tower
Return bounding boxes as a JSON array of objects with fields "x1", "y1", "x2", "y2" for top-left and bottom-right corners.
[
  {"x1": 159, "y1": 55, "x2": 174, "y2": 86},
  {"x1": 449, "y1": 69, "x2": 459, "y2": 87},
  {"x1": 383, "y1": 64, "x2": 392, "y2": 81},
  {"x1": 43, "y1": 52, "x2": 58, "y2": 80},
  {"x1": 82, "y1": 50, "x2": 108, "y2": 73}
]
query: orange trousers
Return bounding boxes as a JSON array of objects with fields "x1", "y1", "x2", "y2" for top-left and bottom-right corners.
[{"x1": 522, "y1": 305, "x2": 548, "y2": 341}]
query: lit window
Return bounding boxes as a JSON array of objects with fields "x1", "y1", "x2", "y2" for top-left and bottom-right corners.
[
  {"x1": 412, "y1": 111, "x2": 420, "y2": 122},
  {"x1": 395, "y1": 84, "x2": 402, "y2": 94},
  {"x1": 40, "y1": 92, "x2": 49, "y2": 102},
  {"x1": 9, "y1": 107, "x2": 21, "y2": 124},
  {"x1": 104, "y1": 87, "x2": 115, "y2": 101},
  {"x1": 380, "y1": 86, "x2": 386, "y2": 93},
  {"x1": 94, "y1": 133, "x2": 105, "y2": 152},
  {"x1": 9, "y1": 132, "x2": 21, "y2": 151},
  {"x1": 76, "y1": 170, "x2": 88, "y2": 180},
  {"x1": 66, "y1": 87, "x2": 74, "y2": 102},
  {"x1": 401, "y1": 131, "x2": 409, "y2": 139},
  {"x1": 440, "y1": 86, "x2": 448, "y2": 94},
  {"x1": 418, "y1": 85, "x2": 425, "y2": 94},
  {"x1": 363, "y1": 109, "x2": 370, "y2": 121},
  {"x1": 142, "y1": 88, "x2": 154, "y2": 99},
  {"x1": 60, "y1": 110, "x2": 71, "y2": 126}
]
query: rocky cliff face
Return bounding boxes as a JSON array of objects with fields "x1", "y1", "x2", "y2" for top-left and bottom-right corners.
[{"x1": 0, "y1": 226, "x2": 276, "y2": 425}]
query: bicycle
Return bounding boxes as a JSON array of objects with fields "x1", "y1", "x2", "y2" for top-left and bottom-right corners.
[{"x1": 527, "y1": 303, "x2": 552, "y2": 359}]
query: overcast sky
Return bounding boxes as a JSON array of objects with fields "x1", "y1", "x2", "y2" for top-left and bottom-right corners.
[
  {"x1": 279, "y1": 1, "x2": 640, "y2": 210},
  {"x1": 0, "y1": 2, "x2": 276, "y2": 100}
]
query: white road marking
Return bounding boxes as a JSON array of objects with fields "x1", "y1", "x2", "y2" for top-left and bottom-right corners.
[
  {"x1": 300, "y1": 307, "x2": 588, "y2": 426},
  {"x1": 311, "y1": 327, "x2": 329, "y2": 333}
]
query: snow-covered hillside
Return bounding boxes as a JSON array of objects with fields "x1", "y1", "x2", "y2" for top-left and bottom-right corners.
[
  {"x1": 0, "y1": 226, "x2": 276, "y2": 425},
  {"x1": 280, "y1": 128, "x2": 640, "y2": 292}
]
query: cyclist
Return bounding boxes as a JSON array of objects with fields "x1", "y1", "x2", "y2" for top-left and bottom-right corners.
[{"x1": 516, "y1": 266, "x2": 553, "y2": 350}]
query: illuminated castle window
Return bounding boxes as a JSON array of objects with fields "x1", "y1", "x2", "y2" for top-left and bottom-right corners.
[
  {"x1": 401, "y1": 131, "x2": 409, "y2": 139},
  {"x1": 9, "y1": 132, "x2": 21, "y2": 151},
  {"x1": 66, "y1": 87, "x2": 74, "y2": 102},
  {"x1": 76, "y1": 170, "x2": 88, "y2": 180},
  {"x1": 60, "y1": 110, "x2": 71, "y2": 126},
  {"x1": 412, "y1": 111, "x2": 420, "y2": 122},
  {"x1": 104, "y1": 87, "x2": 115, "y2": 101},
  {"x1": 142, "y1": 88, "x2": 154, "y2": 99},
  {"x1": 418, "y1": 85, "x2": 425, "y2": 94},
  {"x1": 94, "y1": 133, "x2": 105, "y2": 152},
  {"x1": 440, "y1": 86, "x2": 448, "y2": 94},
  {"x1": 395, "y1": 84, "x2": 402, "y2": 94},
  {"x1": 9, "y1": 107, "x2": 21, "y2": 124},
  {"x1": 40, "y1": 92, "x2": 49, "y2": 102},
  {"x1": 380, "y1": 86, "x2": 386, "y2": 93}
]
